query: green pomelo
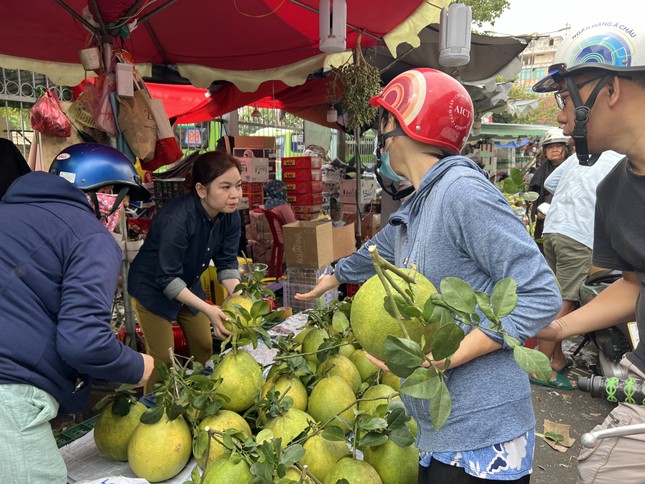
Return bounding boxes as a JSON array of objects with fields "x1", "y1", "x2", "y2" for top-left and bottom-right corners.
[
  {"x1": 202, "y1": 453, "x2": 252, "y2": 483},
  {"x1": 285, "y1": 466, "x2": 314, "y2": 482},
  {"x1": 363, "y1": 439, "x2": 419, "y2": 484},
  {"x1": 338, "y1": 337, "x2": 356, "y2": 358},
  {"x1": 358, "y1": 384, "x2": 399, "y2": 417},
  {"x1": 380, "y1": 371, "x2": 401, "y2": 392},
  {"x1": 127, "y1": 413, "x2": 192, "y2": 483},
  {"x1": 293, "y1": 326, "x2": 315, "y2": 346},
  {"x1": 317, "y1": 354, "x2": 361, "y2": 393},
  {"x1": 301, "y1": 328, "x2": 329, "y2": 363},
  {"x1": 195, "y1": 410, "x2": 252, "y2": 469},
  {"x1": 265, "y1": 408, "x2": 314, "y2": 445},
  {"x1": 323, "y1": 457, "x2": 383, "y2": 484},
  {"x1": 212, "y1": 350, "x2": 263, "y2": 413},
  {"x1": 301, "y1": 432, "x2": 350, "y2": 481},
  {"x1": 261, "y1": 375, "x2": 308, "y2": 413},
  {"x1": 93, "y1": 401, "x2": 147, "y2": 461},
  {"x1": 349, "y1": 349, "x2": 380, "y2": 382},
  {"x1": 307, "y1": 376, "x2": 356, "y2": 432},
  {"x1": 222, "y1": 295, "x2": 255, "y2": 334},
  {"x1": 350, "y1": 270, "x2": 437, "y2": 360}
]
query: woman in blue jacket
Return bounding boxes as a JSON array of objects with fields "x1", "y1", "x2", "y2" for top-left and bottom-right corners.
[
  {"x1": 296, "y1": 69, "x2": 561, "y2": 483},
  {"x1": 128, "y1": 151, "x2": 243, "y2": 393}
]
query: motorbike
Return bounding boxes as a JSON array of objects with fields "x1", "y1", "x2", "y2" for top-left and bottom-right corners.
[{"x1": 573, "y1": 268, "x2": 639, "y2": 379}]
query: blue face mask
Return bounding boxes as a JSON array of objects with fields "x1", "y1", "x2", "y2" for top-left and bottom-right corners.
[{"x1": 378, "y1": 150, "x2": 402, "y2": 182}]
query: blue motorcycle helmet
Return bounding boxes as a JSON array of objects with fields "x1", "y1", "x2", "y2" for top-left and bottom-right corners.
[
  {"x1": 50, "y1": 143, "x2": 150, "y2": 222},
  {"x1": 50, "y1": 143, "x2": 150, "y2": 200}
]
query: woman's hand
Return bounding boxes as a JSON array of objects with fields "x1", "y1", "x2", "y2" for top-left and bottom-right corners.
[
  {"x1": 366, "y1": 353, "x2": 390, "y2": 372},
  {"x1": 294, "y1": 274, "x2": 340, "y2": 301},
  {"x1": 205, "y1": 304, "x2": 232, "y2": 340}
]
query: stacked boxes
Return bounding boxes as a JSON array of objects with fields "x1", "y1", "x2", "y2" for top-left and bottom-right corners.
[
  {"x1": 282, "y1": 156, "x2": 324, "y2": 220},
  {"x1": 242, "y1": 182, "x2": 264, "y2": 208},
  {"x1": 340, "y1": 178, "x2": 379, "y2": 224},
  {"x1": 283, "y1": 265, "x2": 337, "y2": 312}
]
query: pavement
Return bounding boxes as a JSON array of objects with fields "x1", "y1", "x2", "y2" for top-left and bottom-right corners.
[{"x1": 530, "y1": 337, "x2": 616, "y2": 484}]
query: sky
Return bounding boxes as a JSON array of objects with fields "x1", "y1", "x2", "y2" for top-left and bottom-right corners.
[{"x1": 479, "y1": 0, "x2": 642, "y2": 37}]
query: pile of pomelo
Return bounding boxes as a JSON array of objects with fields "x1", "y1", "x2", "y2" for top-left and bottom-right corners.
[{"x1": 92, "y1": 273, "x2": 429, "y2": 483}]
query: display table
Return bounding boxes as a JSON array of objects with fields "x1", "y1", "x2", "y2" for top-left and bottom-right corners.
[{"x1": 60, "y1": 312, "x2": 309, "y2": 483}]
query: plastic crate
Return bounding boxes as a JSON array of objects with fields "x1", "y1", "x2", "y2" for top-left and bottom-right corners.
[
  {"x1": 55, "y1": 414, "x2": 99, "y2": 448},
  {"x1": 284, "y1": 265, "x2": 336, "y2": 312},
  {"x1": 153, "y1": 178, "x2": 186, "y2": 207}
]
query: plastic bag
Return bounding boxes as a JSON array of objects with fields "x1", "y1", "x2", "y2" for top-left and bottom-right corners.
[
  {"x1": 117, "y1": 88, "x2": 157, "y2": 161},
  {"x1": 93, "y1": 74, "x2": 117, "y2": 137},
  {"x1": 142, "y1": 98, "x2": 183, "y2": 171},
  {"x1": 30, "y1": 88, "x2": 72, "y2": 137}
]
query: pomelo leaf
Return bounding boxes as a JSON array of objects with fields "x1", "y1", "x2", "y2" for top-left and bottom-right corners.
[
  {"x1": 503, "y1": 334, "x2": 521, "y2": 349},
  {"x1": 401, "y1": 367, "x2": 440, "y2": 400},
  {"x1": 389, "y1": 426, "x2": 415, "y2": 448},
  {"x1": 475, "y1": 291, "x2": 494, "y2": 321},
  {"x1": 140, "y1": 405, "x2": 163, "y2": 424},
  {"x1": 428, "y1": 380, "x2": 451, "y2": 430},
  {"x1": 513, "y1": 346, "x2": 551, "y2": 382},
  {"x1": 282, "y1": 444, "x2": 305, "y2": 466},
  {"x1": 386, "y1": 406, "x2": 409, "y2": 429},
  {"x1": 322, "y1": 425, "x2": 346, "y2": 441},
  {"x1": 431, "y1": 322, "x2": 465, "y2": 361},
  {"x1": 251, "y1": 300, "x2": 270, "y2": 319},
  {"x1": 383, "y1": 336, "x2": 425, "y2": 378},
  {"x1": 332, "y1": 311, "x2": 350, "y2": 333},
  {"x1": 440, "y1": 277, "x2": 477, "y2": 313},
  {"x1": 360, "y1": 431, "x2": 389, "y2": 448},
  {"x1": 193, "y1": 429, "x2": 208, "y2": 459},
  {"x1": 359, "y1": 417, "x2": 388, "y2": 431},
  {"x1": 491, "y1": 278, "x2": 518, "y2": 318}
]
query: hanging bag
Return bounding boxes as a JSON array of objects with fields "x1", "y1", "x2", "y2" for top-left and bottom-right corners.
[
  {"x1": 30, "y1": 88, "x2": 72, "y2": 137},
  {"x1": 117, "y1": 79, "x2": 157, "y2": 161},
  {"x1": 142, "y1": 98, "x2": 184, "y2": 171}
]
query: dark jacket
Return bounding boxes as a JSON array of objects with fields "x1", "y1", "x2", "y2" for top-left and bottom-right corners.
[
  {"x1": 0, "y1": 172, "x2": 144, "y2": 414},
  {"x1": 128, "y1": 192, "x2": 241, "y2": 320}
]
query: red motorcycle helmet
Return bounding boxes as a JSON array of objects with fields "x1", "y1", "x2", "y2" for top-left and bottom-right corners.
[{"x1": 369, "y1": 68, "x2": 474, "y2": 154}]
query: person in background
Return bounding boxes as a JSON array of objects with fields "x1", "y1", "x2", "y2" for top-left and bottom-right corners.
[
  {"x1": 262, "y1": 178, "x2": 297, "y2": 244},
  {"x1": 0, "y1": 138, "x2": 31, "y2": 198},
  {"x1": 529, "y1": 128, "x2": 571, "y2": 242},
  {"x1": 0, "y1": 143, "x2": 154, "y2": 482},
  {"x1": 533, "y1": 18, "x2": 645, "y2": 483},
  {"x1": 297, "y1": 68, "x2": 560, "y2": 483},
  {"x1": 128, "y1": 151, "x2": 242, "y2": 394},
  {"x1": 530, "y1": 150, "x2": 623, "y2": 391}
]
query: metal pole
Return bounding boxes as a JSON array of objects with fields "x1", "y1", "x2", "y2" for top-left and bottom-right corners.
[
  {"x1": 119, "y1": 214, "x2": 137, "y2": 350},
  {"x1": 354, "y1": 128, "x2": 362, "y2": 245}
]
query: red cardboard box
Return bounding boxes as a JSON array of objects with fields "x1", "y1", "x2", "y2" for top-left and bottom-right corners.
[
  {"x1": 286, "y1": 181, "x2": 323, "y2": 194},
  {"x1": 288, "y1": 192, "x2": 324, "y2": 206},
  {"x1": 282, "y1": 156, "x2": 323, "y2": 170},
  {"x1": 282, "y1": 168, "x2": 322, "y2": 182},
  {"x1": 242, "y1": 182, "x2": 264, "y2": 194}
]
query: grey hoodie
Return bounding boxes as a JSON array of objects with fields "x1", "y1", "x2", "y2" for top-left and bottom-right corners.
[{"x1": 336, "y1": 156, "x2": 561, "y2": 452}]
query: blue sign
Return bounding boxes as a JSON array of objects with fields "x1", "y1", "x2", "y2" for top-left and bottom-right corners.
[{"x1": 291, "y1": 133, "x2": 304, "y2": 153}]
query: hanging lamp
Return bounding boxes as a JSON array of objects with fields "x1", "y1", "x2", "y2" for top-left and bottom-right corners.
[{"x1": 319, "y1": 0, "x2": 347, "y2": 53}]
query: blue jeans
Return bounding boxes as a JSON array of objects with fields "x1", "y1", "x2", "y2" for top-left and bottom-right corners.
[{"x1": 0, "y1": 384, "x2": 66, "y2": 483}]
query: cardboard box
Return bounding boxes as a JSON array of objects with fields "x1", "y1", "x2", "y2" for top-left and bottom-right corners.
[
  {"x1": 283, "y1": 220, "x2": 333, "y2": 268},
  {"x1": 286, "y1": 181, "x2": 323, "y2": 194},
  {"x1": 295, "y1": 212, "x2": 321, "y2": 221},
  {"x1": 282, "y1": 168, "x2": 322, "y2": 182},
  {"x1": 333, "y1": 222, "x2": 356, "y2": 260},
  {"x1": 339, "y1": 179, "x2": 378, "y2": 205},
  {"x1": 240, "y1": 157, "x2": 269, "y2": 182},
  {"x1": 361, "y1": 213, "x2": 381, "y2": 239},
  {"x1": 287, "y1": 192, "x2": 324, "y2": 205},
  {"x1": 234, "y1": 136, "x2": 275, "y2": 149},
  {"x1": 242, "y1": 182, "x2": 263, "y2": 193},
  {"x1": 293, "y1": 204, "x2": 322, "y2": 214},
  {"x1": 282, "y1": 156, "x2": 323, "y2": 170}
]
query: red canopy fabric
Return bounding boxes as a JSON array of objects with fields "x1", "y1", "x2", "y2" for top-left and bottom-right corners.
[{"x1": 1, "y1": 0, "x2": 434, "y2": 86}]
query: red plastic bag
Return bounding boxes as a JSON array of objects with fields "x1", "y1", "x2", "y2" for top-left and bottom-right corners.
[{"x1": 30, "y1": 88, "x2": 72, "y2": 137}]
